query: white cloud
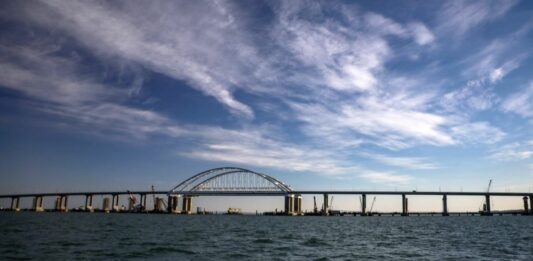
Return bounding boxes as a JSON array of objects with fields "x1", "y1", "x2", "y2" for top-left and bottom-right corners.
[
  {"x1": 501, "y1": 82, "x2": 533, "y2": 118},
  {"x1": 26, "y1": 0, "x2": 256, "y2": 118},
  {"x1": 289, "y1": 92, "x2": 457, "y2": 150},
  {"x1": 360, "y1": 152, "x2": 438, "y2": 170},
  {"x1": 487, "y1": 142, "x2": 533, "y2": 161},
  {"x1": 437, "y1": 0, "x2": 518, "y2": 38},
  {"x1": 451, "y1": 122, "x2": 505, "y2": 144},
  {"x1": 407, "y1": 22, "x2": 435, "y2": 45},
  {"x1": 360, "y1": 171, "x2": 412, "y2": 185}
]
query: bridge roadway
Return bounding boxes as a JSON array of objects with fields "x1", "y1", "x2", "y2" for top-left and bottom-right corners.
[{"x1": 1, "y1": 190, "x2": 532, "y2": 198}]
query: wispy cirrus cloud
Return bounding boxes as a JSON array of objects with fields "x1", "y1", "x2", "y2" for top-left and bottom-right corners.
[
  {"x1": 360, "y1": 171, "x2": 412, "y2": 185},
  {"x1": 437, "y1": 0, "x2": 519, "y2": 38},
  {"x1": 1, "y1": 0, "x2": 529, "y2": 187},
  {"x1": 501, "y1": 82, "x2": 533, "y2": 119},
  {"x1": 359, "y1": 152, "x2": 438, "y2": 170},
  {"x1": 17, "y1": 0, "x2": 258, "y2": 118},
  {"x1": 487, "y1": 141, "x2": 533, "y2": 161}
]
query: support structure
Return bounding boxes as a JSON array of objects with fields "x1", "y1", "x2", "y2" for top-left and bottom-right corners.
[
  {"x1": 85, "y1": 195, "x2": 94, "y2": 212},
  {"x1": 523, "y1": 196, "x2": 529, "y2": 215},
  {"x1": 32, "y1": 196, "x2": 44, "y2": 212},
  {"x1": 484, "y1": 195, "x2": 492, "y2": 216},
  {"x1": 55, "y1": 196, "x2": 68, "y2": 212},
  {"x1": 323, "y1": 194, "x2": 329, "y2": 215},
  {"x1": 361, "y1": 194, "x2": 367, "y2": 216},
  {"x1": 284, "y1": 194, "x2": 295, "y2": 215},
  {"x1": 530, "y1": 195, "x2": 533, "y2": 215},
  {"x1": 182, "y1": 196, "x2": 192, "y2": 214},
  {"x1": 295, "y1": 194, "x2": 302, "y2": 215},
  {"x1": 402, "y1": 194, "x2": 408, "y2": 216},
  {"x1": 154, "y1": 197, "x2": 165, "y2": 212},
  {"x1": 167, "y1": 195, "x2": 180, "y2": 214},
  {"x1": 111, "y1": 194, "x2": 120, "y2": 212},
  {"x1": 10, "y1": 197, "x2": 20, "y2": 211},
  {"x1": 442, "y1": 194, "x2": 449, "y2": 216},
  {"x1": 140, "y1": 194, "x2": 147, "y2": 212},
  {"x1": 102, "y1": 197, "x2": 111, "y2": 212}
]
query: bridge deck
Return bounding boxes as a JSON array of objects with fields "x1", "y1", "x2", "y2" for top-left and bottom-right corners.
[{"x1": 0, "y1": 190, "x2": 531, "y2": 198}]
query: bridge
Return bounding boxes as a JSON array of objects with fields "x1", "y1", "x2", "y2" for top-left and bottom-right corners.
[{"x1": 1, "y1": 167, "x2": 532, "y2": 216}]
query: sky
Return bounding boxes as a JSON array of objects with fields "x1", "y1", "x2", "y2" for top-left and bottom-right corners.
[{"x1": 0, "y1": 0, "x2": 533, "y2": 212}]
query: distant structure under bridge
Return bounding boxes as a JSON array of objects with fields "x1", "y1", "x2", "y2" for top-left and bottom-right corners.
[{"x1": 1, "y1": 167, "x2": 532, "y2": 216}]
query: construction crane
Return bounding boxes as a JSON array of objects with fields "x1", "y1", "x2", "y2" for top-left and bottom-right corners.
[
  {"x1": 369, "y1": 196, "x2": 376, "y2": 213},
  {"x1": 313, "y1": 196, "x2": 318, "y2": 214},
  {"x1": 479, "y1": 180, "x2": 493, "y2": 212},
  {"x1": 329, "y1": 196, "x2": 334, "y2": 211}
]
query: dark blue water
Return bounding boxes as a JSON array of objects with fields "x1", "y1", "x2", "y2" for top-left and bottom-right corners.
[{"x1": 1, "y1": 213, "x2": 532, "y2": 260}]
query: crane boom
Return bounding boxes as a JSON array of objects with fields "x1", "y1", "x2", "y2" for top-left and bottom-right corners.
[
  {"x1": 487, "y1": 179, "x2": 492, "y2": 193},
  {"x1": 369, "y1": 197, "x2": 376, "y2": 213}
]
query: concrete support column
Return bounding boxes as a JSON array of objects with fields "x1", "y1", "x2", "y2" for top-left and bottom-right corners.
[
  {"x1": 530, "y1": 195, "x2": 533, "y2": 215},
  {"x1": 323, "y1": 194, "x2": 329, "y2": 215},
  {"x1": 85, "y1": 195, "x2": 93, "y2": 212},
  {"x1": 485, "y1": 195, "x2": 492, "y2": 216},
  {"x1": 361, "y1": 194, "x2": 367, "y2": 216},
  {"x1": 523, "y1": 196, "x2": 529, "y2": 215},
  {"x1": 182, "y1": 196, "x2": 192, "y2": 214},
  {"x1": 32, "y1": 196, "x2": 44, "y2": 212},
  {"x1": 10, "y1": 197, "x2": 20, "y2": 211},
  {"x1": 140, "y1": 194, "x2": 147, "y2": 212},
  {"x1": 167, "y1": 195, "x2": 180, "y2": 214},
  {"x1": 402, "y1": 194, "x2": 408, "y2": 216},
  {"x1": 112, "y1": 194, "x2": 120, "y2": 212},
  {"x1": 295, "y1": 195, "x2": 302, "y2": 215},
  {"x1": 154, "y1": 197, "x2": 165, "y2": 212},
  {"x1": 284, "y1": 194, "x2": 295, "y2": 215},
  {"x1": 102, "y1": 197, "x2": 111, "y2": 212},
  {"x1": 55, "y1": 196, "x2": 68, "y2": 212},
  {"x1": 442, "y1": 195, "x2": 449, "y2": 216}
]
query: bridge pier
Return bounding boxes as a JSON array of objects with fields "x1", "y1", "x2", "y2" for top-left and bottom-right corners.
[
  {"x1": 323, "y1": 194, "x2": 329, "y2": 215},
  {"x1": 154, "y1": 197, "x2": 165, "y2": 212},
  {"x1": 85, "y1": 195, "x2": 94, "y2": 212},
  {"x1": 284, "y1": 194, "x2": 295, "y2": 215},
  {"x1": 182, "y1": 196, "x2": 192, "y2": 214},
  {"x1": 295, "y1": 194, "x2": 302, "y2": 215},
  {"x1": 523, "y1": 196, "x2": 529, "y2": 215},
  {"x1": 140, "y1": 194, "x2": 147, "y2": 212},
  {"x1": 361, "y1": 194, "x2": 366, "y2": 216},
  {"x1": 32, "y1": 196, "x2": 44, "y2": 212},
  {"x1": 442, "y1": 195, "x2": 449, "y2": 216},
  {"x1": 55, "y1": 196, "x2": 68, "y2": 212},
  {"x1": 167, "y1": 195, "x2": 180, "y2": 214},
  {"x1": 102, "y1": 197, "x2": 111, "y2": 213},
  {"x1": 402, "y1": 194, "x2": 409, "y2": 216},
  {"x1": 530, "y1": 195, "x2": 533, "y2": 215},
  {"x1": 10, "y1": 197, "x2": 20, "y2": 211},
  {"x1": 112, "y1": 194, "x2": 120, "y2": 212}
]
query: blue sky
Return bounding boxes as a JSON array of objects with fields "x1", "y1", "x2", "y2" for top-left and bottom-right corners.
[{"x1": 1, "y1": 1, "x2": 533, "y2": 210}]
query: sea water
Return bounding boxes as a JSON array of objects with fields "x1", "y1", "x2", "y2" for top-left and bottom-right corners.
[{"x1": 1, "y1": 212, "x2": 532, "y2": 260}]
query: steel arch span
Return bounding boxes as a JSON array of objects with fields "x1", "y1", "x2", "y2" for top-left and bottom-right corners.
[{"x1": 169, "y1": 167, "x2": 292, "y2": 194}]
